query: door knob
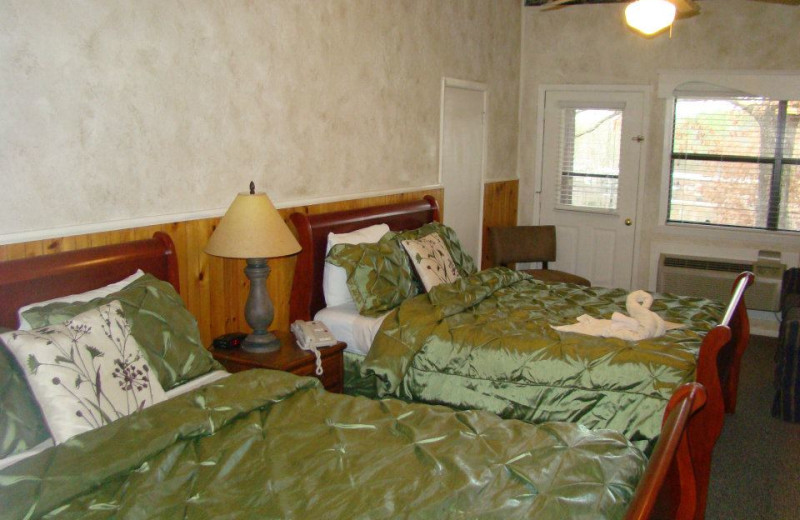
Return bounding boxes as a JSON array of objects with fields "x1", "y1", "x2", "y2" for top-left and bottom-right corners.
[{"x1": 625, "y1": 218, "x2": 632, "y2": 226}]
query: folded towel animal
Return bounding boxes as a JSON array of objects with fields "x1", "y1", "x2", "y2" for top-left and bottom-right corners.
[{"x1": 552, "y1": 290, "x2": 684, "y2": 340}]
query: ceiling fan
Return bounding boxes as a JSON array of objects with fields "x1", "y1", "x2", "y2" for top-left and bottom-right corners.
[
  {"x1": 535, "y1": 0, "x2": 799, "y2": 37},
  {"x1": 537, "y1": 0, "x2": 799, "y2": 8}
]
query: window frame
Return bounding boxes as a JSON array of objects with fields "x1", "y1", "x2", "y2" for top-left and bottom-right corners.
[{"x1": 657, "y1": 71, "x2": 800, "y2": 244}]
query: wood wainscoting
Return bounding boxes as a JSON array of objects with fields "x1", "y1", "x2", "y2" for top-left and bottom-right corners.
[
  {"x1": 0, "y1": 182, "x2": 518, "y2": 346},
  {"x1": 481, "y1": 179, "x2": 519, "y2": 269}
]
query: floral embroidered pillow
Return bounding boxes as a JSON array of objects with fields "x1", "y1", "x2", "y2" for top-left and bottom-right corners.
[
  {"x1": 402, "y1": 233, "x2": 461, "y2": 292},
  {"x1": 395, "y1": 222, "x2": 477, "y2": 278},
  {"x1": 0, "y1": 301, "x2": 166, "y2": 444},
  {"x1": 19, "y1": 274, "x2": 222, "y2": 390}
]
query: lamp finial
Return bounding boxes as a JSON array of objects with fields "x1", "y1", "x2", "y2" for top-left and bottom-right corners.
[{"x1": 249, "y1": 181, "x2": 255, "y2": 195}]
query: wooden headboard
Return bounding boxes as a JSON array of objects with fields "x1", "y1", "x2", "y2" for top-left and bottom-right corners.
[
  {"x1": 289, "y1": 196, "x2": 440, "y2": 322},
  {"x1": 0, "y1": 232, "x2": 179, "y2": 329}
]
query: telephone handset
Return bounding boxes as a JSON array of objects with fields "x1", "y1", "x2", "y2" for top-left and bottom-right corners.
[{"x1": 291, "y1": 320, "x2": 338, "y2": 375}]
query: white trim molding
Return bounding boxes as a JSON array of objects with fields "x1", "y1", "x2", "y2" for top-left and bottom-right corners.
[
  {"x1": 656, "y1": 69, "x2": 800, "y2": 235},
  {"x1": 657, "y1": 69, "x2": 800, "y2": 99},
  {"x1": 0, "y1": 184, "x2": 443, "y2": 246},
  {"x1": 485, "y1": 176, "x2": 519, "y2": 183}
]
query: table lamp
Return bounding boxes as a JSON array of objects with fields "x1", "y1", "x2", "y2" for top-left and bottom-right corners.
[{"x1": 205, "y1": 182, "x2": 301, "y2": 352}]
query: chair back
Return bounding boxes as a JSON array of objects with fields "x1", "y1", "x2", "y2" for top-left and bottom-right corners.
[{"x1": 488, "y1": 226, "x2": 557, "y2": 267}]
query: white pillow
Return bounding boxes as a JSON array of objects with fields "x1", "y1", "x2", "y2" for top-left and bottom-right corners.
[
  {"x1": 402, "y1": 233, "x2": 461, "y2": 292},
  {"x1": 17, "y1": 269, "x2": 145, "y2": 330},
  {"x1": 323, "y1": 224, "x2": 390, "y2": 307},
  {"x1": 1, "y1": 301, "x2": 167, "y2": 444}
]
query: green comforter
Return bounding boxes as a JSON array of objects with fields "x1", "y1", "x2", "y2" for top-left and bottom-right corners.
[
  {"x1": 362, "y1": 268, "x2": 725, "y2": 448},
  {"x1": 0, "y1": 369, "x2": 646, "y2": 519}
]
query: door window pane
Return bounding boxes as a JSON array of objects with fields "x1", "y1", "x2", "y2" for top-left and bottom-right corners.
[{"x1": 557, "y1": 108, "x2": 622, "y2": 211}]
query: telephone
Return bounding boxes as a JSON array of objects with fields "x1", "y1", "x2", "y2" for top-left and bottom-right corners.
[{"x1": 290, "y1": 320, "x2": 338, "y2": 376}]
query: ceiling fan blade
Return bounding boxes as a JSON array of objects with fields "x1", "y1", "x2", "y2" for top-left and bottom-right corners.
[
  {"x1": 672, "y1": 0, "x2": 700, "y2": 16},
  {"x1": 754, "y1": 0, "x2": 800, "y2": 5},
  {"x1": 540, "y1": 0, "x2": 579, "y2": 11}
]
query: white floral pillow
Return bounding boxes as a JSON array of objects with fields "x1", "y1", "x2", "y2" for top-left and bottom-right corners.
[
  {"x1": 0, "y1": 301, "x2": 166, "y2": 444},
  {"x1": 402, "y1": 233, "x2": 461, "y2": 292}
]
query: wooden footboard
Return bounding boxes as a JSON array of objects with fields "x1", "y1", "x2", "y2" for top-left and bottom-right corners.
[
  {"x1": 626, "y1": 382, "x2": 707, "y2": 520},
  {"x1": 689, "y1": 271, "x2": 754, "y2": 520}
]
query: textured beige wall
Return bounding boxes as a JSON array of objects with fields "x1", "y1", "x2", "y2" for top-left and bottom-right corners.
[
  {"x1": 0, "y1": 0, "x2": 520, "y2": 240},
  {"x1": 519, "y1": 0, "x2": 800, "y2": 287}
]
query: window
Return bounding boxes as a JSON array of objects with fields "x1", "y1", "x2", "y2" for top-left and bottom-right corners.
[
  {"x1": 557, "y1": 107, "x2": 623, "y2": 211},
  {"x1": 668, "y1": 96, "x2": 800, "y2": 232}
]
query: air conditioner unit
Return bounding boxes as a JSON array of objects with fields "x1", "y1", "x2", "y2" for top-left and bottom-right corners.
[{"x1": 657, "y1": 251, "x2": 784, "y2": 312}]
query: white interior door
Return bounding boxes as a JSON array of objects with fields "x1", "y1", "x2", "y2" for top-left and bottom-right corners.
[
  {"x1": 538, "y1": 88, "x2": 645, "y2": 289},
  {"x1": 440, "y1": 79, "x2": 486, "y2": 266}
]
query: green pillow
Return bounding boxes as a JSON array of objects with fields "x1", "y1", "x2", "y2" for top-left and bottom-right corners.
[
  {"x1": 0, "y1": 329, "x2": 51, "y2": 458},
  {"x1": 395, "y1": 222, "x2": 477, "y2": 277},
  {"x1": 327, "y1": 233, "x2": 420, "y2": 317},
  {"x1": 21, "y1": 275, "x2": 223, "y2": 390}
]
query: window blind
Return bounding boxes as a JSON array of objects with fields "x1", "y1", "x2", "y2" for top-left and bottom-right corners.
[
  {"x1": 668, "y1": 97, "x2": 800, "y2": 232},
  {"x1": 556, "y1": 106, "x2": 623, "y2": 212}
]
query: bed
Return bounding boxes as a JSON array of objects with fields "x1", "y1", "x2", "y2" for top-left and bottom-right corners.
[
  {"x1": 0, "y1": 232, "x2": 711, "y2": 519},
  {"x1": 288, "y1": 196, "x2": 754, "y2": 520}
]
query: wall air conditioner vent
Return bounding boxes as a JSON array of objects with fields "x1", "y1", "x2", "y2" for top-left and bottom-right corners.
[
  {"x1": 662, "y1": 256, "x2": 751, "y2": 274},
  {"x1": 657, "y1": 252, "x2": 784, "y2": 312}
]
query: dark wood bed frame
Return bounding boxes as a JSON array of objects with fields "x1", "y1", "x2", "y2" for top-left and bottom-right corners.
[
  {"x1": 0, "y1": 228, "x2": 716, "y2": 519},
  {"x1": 288, "y1": 196, "x2": 754, "y2": 520},
  {"x1": 0, "y1": 232, "x2": 179, "y2": 329},
  {"x1": 0, "y1": 227, "x2": 713, "y2": 518},
  {"x1": 289, "y1": 195, "x2": 441, "y2": 323}
]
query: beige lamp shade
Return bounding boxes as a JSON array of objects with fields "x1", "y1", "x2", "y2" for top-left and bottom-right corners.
[{"x1": 205, "y1": 191, "x2": 301, "y2": 259}]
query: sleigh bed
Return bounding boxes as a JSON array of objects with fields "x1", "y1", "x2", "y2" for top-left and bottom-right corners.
[
  {"x1": 289, "y1": 196, "x2": 754, "y2": 520},
  {"x1": 0, "y1": 232, "x2": 710, "y2": 519}
]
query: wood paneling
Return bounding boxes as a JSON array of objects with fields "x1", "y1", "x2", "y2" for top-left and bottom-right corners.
[
  {"x1": 482, "y1": 179, "x2": 519, "y2": 269},
  {"x1": 0, "y1": 189, "x2": 444, "y2": 346},
  {"x1": 0, "y1": 184, "x2": 519, "y2": 345}
]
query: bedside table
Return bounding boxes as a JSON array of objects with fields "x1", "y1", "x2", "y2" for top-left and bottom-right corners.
[{"x1": 210, "y1": 330, "x2": 346, "y2": 393}]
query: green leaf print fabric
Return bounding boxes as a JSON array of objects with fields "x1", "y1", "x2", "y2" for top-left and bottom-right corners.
[{"x1": 20, "y1": 274, "x2": 222, "y2": 390}]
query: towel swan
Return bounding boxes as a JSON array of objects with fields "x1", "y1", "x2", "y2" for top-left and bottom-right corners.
[{"x1": 552, "y1": 290, "x2": 682, "y2": 340}]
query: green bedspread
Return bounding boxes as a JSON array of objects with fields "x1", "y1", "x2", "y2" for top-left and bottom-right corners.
[
  {"x1": 0, "y1": 369, "x2": 646, "y2": 519},
  {"x1": 362, "y1": 267, "x2": 725, "y2": 449}
]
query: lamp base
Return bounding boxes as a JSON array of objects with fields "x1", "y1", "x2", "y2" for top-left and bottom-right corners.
[{"x1": 242, "y1": 331, "x2": 281, "y2": 353}]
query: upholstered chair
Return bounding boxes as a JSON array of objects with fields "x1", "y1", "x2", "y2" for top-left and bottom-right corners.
[{"x1": 488, "y1": 226, "x2": 591, "y2": 287}]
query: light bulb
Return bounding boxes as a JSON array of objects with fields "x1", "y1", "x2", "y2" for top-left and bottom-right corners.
[{"x1": 625, "y1": 0, "x2": 676, "y2": 36}]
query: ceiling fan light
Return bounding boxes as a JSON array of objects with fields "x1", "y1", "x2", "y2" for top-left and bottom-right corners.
[{"x1": 625, "y1": 0, "x2": 677, "y2": 36}]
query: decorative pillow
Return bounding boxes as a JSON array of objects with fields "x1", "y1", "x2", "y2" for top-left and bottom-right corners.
[
  {"x1": 0, "y1": 329, "x2": 51, "y2": 459},
  {"x1": 17, "y1": 270, "x2": 145, "y2": 330},
  {"x1": 0, "y1": 302, "x2": 167, "y2": 444},
  {"x1": 395, "y1": 222, "x2": 477, "y2": 277},
  {"x1": 323, "y1": 224, "x2": 390, "y2": 307},
  {"x1": 402, "y1": 233, "x2": 461, "y2": 291},
  {"x1": 20, "y1": 274, "x2": 223, "y2": 390},
  {"x1": 326, "y1": 233, "x2": 420, "y2": 317}
]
